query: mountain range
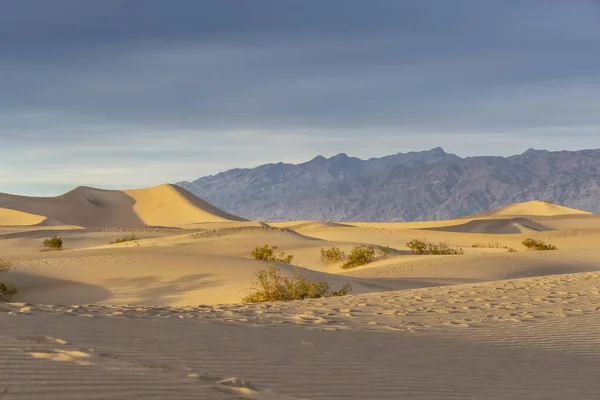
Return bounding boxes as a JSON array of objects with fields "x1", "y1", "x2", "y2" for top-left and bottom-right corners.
[{"x1": 176, "y1": 147, "x2": 600, "y2": 222}]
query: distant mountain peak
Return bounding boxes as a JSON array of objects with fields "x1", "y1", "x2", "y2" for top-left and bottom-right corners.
[
  {"x1": 310, "y1": 155, "x2": 327, "y2": 163},
  {"x1": 177, "y1": 147, "x2": 600, "y2": 222},
  {"x1": 427, "y1": 146, "x2": 447, "y2": 154},
  {"x1": 522, "y1": 148, "x2": 549, "y2": 156},
  {"x1": 331, "y1": 152, "x2": 349, "y2": 160}
]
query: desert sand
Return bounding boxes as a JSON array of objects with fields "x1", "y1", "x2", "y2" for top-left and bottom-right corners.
[{"x1": 1, "y1": 186, "x2": 600, "y2": 399}]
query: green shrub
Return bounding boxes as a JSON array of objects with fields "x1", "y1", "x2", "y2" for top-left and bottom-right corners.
[
  {"x1": 378, "y1": 245, "x2": 391, "y2": 258},
  {"x1": 0, "y1": 260, "x2": 17, "y2": 302},
  {"x1": 522, "y1": 238, "x2": 558, "y2": 251},
  {"x1": 341, "y1": 245, "x2": 376, "y2": 269},
  {"x1": 43, "y1": 236, "x2": 63, "y2": 251},
  {"x1": 110, "y1": 234, "x2": 137, "y2": 244},
  {"x1": 407, "y1": 239, "x2": 464, "y2": 255},
  {"x1": 242, "y1": 266, "x2": 352, "y2": 303},
  {"x1": 250, "y1": 245, "x2": 294, "y2": 264},
  {"x1": 406, "y1": 239, "x2": 428, "y2": 255},
  {"x1": 320, "y1": 246, "x2": 346, "y2": 263}
]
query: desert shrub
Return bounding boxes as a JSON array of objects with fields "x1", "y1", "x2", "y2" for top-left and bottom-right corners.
[
  {"x1": 43, "y1": 236, "x2": 63, "y2": 251},
  {"x1": 406, "y1": 239, "x2": 428, "y2": 255},
  {"x1": 507, "y1": 247, "x2": 517, "y2": 252},
  {"x1": 330, "y1": 283, "x2": 353, "y2": 297},
  {"x1": 378, "y1": 245, "x2": 391, "y2": 258},
  {"x1": 110, "y1": 234, "x2": 137, "y2": 244},
  {"x1": 407, "y1": 239, "x2": 464, "y2": 255},
  {"x1": 522, "y1": 238, "x2": 558, "y2": 251},
  {"x1": 0, "y1": 259, "x2": 10, "y2": 274},
  {"x1": 471, "y1": 241, "x2": 507, "y2": 249},
  {"x1": 320, "y1": 246, "x2": 346, "y2": 263},
  {"x1": 250, "y1": 245, "x2": 294, "y2": 264},
  {"x1": 428, "y1": 242, "x2": 465, "y2": 255},
  {"x1": 242, "y1": 265, "x2": 352, "y2": 303},
  {"x1": 0, "y1": 282, "x2": 17, "y2": 302},
  {"x1": 0, "y1": 260, "x2": 17, "y2": 302},
  {"x1": 341, "y1": 245, "x2": 376, "y2": 269}
]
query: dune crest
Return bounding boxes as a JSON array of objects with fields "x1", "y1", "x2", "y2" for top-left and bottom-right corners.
[
  {"x1": 0, "y1": 184, "x2": 243, "y2": 228},
  {"x1": 479, "y1": 200, "x2": 592, "y2": 217}
]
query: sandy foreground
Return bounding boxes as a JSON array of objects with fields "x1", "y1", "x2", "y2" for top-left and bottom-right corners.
[{"x1": 1, "y1": 186, "x2": 600, "y2": 399}]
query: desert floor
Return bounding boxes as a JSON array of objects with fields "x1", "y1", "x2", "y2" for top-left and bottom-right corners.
[{"x1": 1, "y1": 187, "x2": 600, "y2": 399}]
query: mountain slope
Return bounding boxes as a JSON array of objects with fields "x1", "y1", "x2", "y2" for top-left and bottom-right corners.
[
  {"x1": 177, "y1": 148, "x2": 600, "y2": 222},
  {"x1": 0, "y1": 184, "x2": 244, "y2": 227}
]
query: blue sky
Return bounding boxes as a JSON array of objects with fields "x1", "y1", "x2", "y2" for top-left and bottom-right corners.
[{"x1": 1, "y1": 0, "x2": 600, "y2": 195}]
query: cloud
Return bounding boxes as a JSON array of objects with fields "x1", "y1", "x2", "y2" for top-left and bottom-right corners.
[{"x1": 1, "y1": 0, "x2": 599, "y2": 194}]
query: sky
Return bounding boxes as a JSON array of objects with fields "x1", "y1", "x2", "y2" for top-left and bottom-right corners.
[{"x1": 1, "y1": 0, "x2": 600, "y2": 196}]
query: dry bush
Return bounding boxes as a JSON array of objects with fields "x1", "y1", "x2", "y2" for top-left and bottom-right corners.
[
  {"x1": 320, "y1": 246, "x2": 346, "y2": 263},
  {"x1": 341, "y1": 245, "x2": 376, "y2": 269},
  {"x1": 43, "y1": 236, "x2": 63, "y2": 251},
  {"x1": 242, "y1": 265, "x2": 352, "y2": 303},
  {"x1": 428, "y1": 243, "x2": 464, "y2": 255},
  {"x1": 377, "y1": 245, "x2": 391, "y2": 258},
  {"x1": 110, "y1": 234, "x2": 137, "y2": 244},
  {"x1": 407, "y1": 239, "x2": 464, "y2": 255},
  {"x1": 0, "y1": 259, "x2": 10, "y2": 274},
  {"x1": 0, "y1": 260, "x2": 17, "y2": 302},
  {"x1": 522, "y1": 238, "x2": 558, "y2": 251},
  {"x1": 471, "y1": 241, "x2": 508, "y2": 249},
  {"x1": 250, "y1": 245, "x2": 294, "y2": 264}
]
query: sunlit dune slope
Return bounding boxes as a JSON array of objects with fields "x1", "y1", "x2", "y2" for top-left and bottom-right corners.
[
  {"x1": 344, "y1": 200, "x2": 593, "y2": 232},
  {"x1": 0, "y1": 184, "x2": 244, "y2": 228},
  {"x1": 0, "y1": 186, "x2": 142, "y2": 227},
  {"x1": 475, "y1": 200, "x2": 592, "y2": 218},
  {"x1": 0, "y1": 208, "x2": 47, "y2": 226},
  {"x1": 123, "y1": 184, "x2": 245, "y2": 227}
]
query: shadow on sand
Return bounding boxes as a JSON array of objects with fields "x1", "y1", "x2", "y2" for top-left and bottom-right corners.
[
  {"x1": 4, "y1": 272, "x2": 112, "y2": 305},
  {"x1": 102, "y1": 273, "x2": 224, "y2": 305}
]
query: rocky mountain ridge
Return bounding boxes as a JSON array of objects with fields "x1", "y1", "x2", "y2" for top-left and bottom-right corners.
[{"x1": 177, "y1": 148, "x2": 600, "y2": 221}]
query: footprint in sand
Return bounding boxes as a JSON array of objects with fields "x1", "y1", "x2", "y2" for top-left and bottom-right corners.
[
  {"x1": 186, "y1": 374, "x2": 307, "y2": 399},
  {"x1": 27, "y1": 349, "x2": 94, "y2": 366},
  {"x1": 18, "y1": 335, "x2": 68, "y2": 345}
]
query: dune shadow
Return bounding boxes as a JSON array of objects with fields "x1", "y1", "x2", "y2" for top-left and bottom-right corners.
[
  {"x1": 3, "y1": 272, "x2": 112, "y2": 305},
  {"x1": 422, "y1": 218, "x2": 551, "y2": 234},
  {"x1": 0, "y1": 228, "x2": 88, "y2": 240},
  {"x1": 354, "y1": 276, "x2": 486, "y2": 291},
  {"x1": 502, "y1": 262, "x2": 600, "y2": 280},
  {"x1": 387, "y1": 249, "x2": 413, "y2": 256},
  {"x1": 102, "y1": 273, "x2": 224, "y2": 305}
]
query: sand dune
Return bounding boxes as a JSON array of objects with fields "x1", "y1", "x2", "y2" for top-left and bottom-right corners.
[
  {"x1": 2, "y1": 194, "x2": 600, "y2": 399},
  {"x1": 0, "y1": 184, "x2": 243, "y2": 228},
  {"x1": 475, "y1": 200, "x2": 592, "y2": 217},
  {"x1": 0, "y1": 208, "x2": 47, "y2": 226},
  {"x1": 123, "y1": 184, "x2": 245, "y2": 227},
  {"x1": 3, "y1": 271, "x2": 600, "y2": 399},
  {"x1": 345, "y1": 200, "x2": 594, "y2": 232},
  {"x1": 423, "y1": 217, "x2": 551, "y2": 234},
  {"x1": 528, "y1": 214, "x2": 600, "y2": 230}
]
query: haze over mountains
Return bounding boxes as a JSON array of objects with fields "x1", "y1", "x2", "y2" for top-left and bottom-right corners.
[{"x1": 177, "y1": 148, "x2": 600, "y2": 222}]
